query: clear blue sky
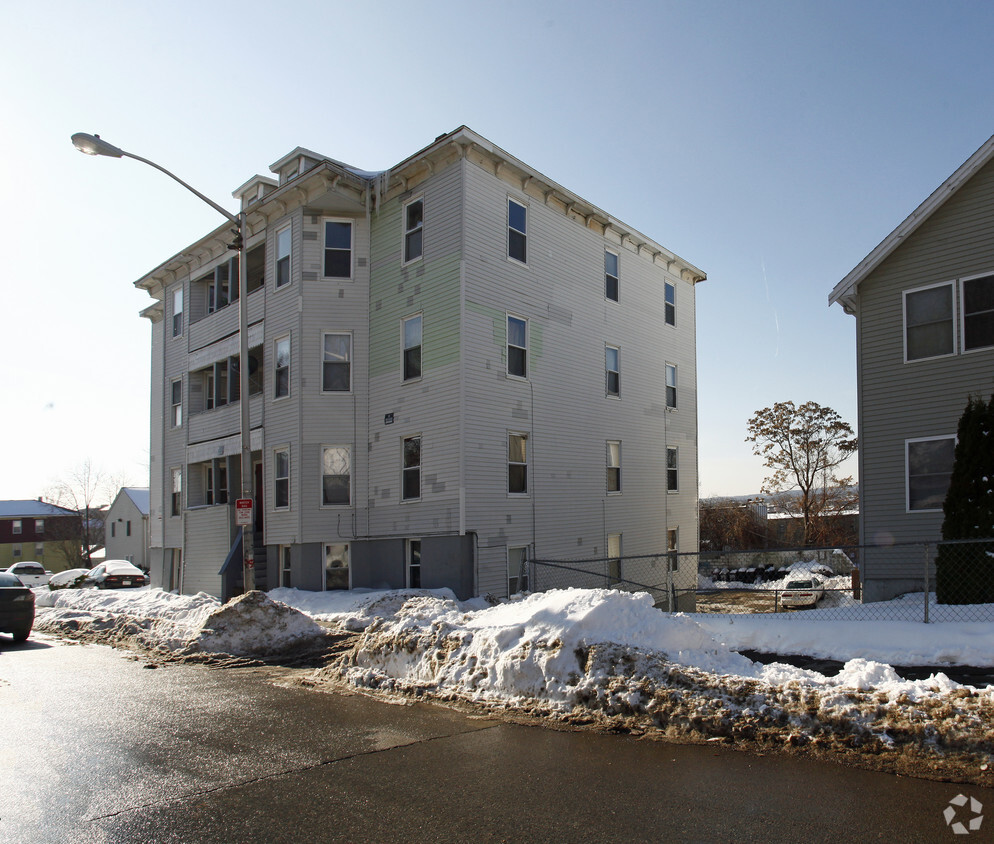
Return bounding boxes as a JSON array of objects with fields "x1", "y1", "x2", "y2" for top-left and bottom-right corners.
[{"x1": 2, "y1": 0, "x2": 993, "y2": 501}]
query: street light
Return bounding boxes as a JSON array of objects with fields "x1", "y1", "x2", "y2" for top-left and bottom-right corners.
[{"x1": 72, "y1": 132, "x2": 256, "y2": 593}]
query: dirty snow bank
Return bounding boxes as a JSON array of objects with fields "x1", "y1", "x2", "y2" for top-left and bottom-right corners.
[{"x1": 34, "y1": 588, "x2": 328, "y2": 658}]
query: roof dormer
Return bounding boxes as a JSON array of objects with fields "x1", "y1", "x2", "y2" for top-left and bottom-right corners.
[
  {"x1": 232, "y1": 175, "x2": 279, "y2": 211},
  {"x1": 269, "y1": 147, "x2": 328, "y2": 186}
]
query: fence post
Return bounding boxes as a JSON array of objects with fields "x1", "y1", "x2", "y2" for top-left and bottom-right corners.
[{"x1": 923, "y1": 542, "x2": 931, "y2": 624}]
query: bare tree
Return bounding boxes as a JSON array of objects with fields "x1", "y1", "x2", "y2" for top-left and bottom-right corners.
[
  {"x1": 745, "y1": 401, "x2": 858, "y2": 546},
  {"x1": 699, "y1": 497, "x2": 770, "y2": 551},
  {"x1": 46, "y1": 459, "x2": 123, "y2": 566}
]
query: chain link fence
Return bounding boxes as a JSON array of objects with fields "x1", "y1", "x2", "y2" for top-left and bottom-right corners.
[{"x1": 527, "y1": 538, "x2": 994, "y2": 622}]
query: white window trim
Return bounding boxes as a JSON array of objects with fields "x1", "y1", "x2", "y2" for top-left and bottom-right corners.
[
  {"x1": 607, "y1": 440, "x2": 622, "y2": 494},
  {"x1": 274, "y1": 446, "x2": 291, "y2": 511},
  {"x1": 902, "y1": 280, "x2": 956, "y2": 364},
  {"x1": 507, "y1": 196, "x2": 528, "y2": 266},
  {"x1": 401, "y1": 313, "x2": 423, "y2": 383},
  {"x1": 170, "y1": 467, "x2": 183, "y2": 517},
  {"x1": 664, "y1": 281, "x2": 676, "y2": 328},
  {"x1": 905, "y1": 434, "x2": 956, "y2": 513},
  {"x1": 406, "y1": 538, "x2": 422, "y2": 588},
  {"x1": 321, "y1": 217, "x2": 354, "y2": 280},
  {"x1": 320, "y1": 444, "x2": 352, "y2": 508},
  {"x1": 402, "y1": 195, "x2": 424, "y2": 266},
  {"x1": 323, "y1": 543, "x2": 352, "y2": 591},
  {"x1": 507, "y1": 545, "x2": 529, "y2": 596},
  {"x1": 275, "y1": 223, "x2": 293, "y2": 290},
  {"x1": 274, "y1": 334, "x2": 291, "y2": 401},
  {"x1": 667, "y1": 446, "x2": 679, "y2": 493},
  {"x1": 508, "y1": 431, "x2": 529, "y2": 497},
  {"x1": 320, "y1": 330, "x2": 353, "y2": 394},
  {"x1": 171, "y1": 377, "x2": 183, "y2": 428},
  {"x1": 605, "y1": 249, "x2": 620, "y2": 302},
  {"x1": 606, "y1": 344, "x2": 621, "y2": 398},
  {"x1": 506, "y1": 313, "x2": 528, "y2": 380},
  {"x1": 665, "y1": 362, "x2": 677, "y2": 410},
  {"x1": 959, "y1": 271, "x2": 994, "y2": 355},
  {"x1": 172, "y1": 286, "x2": 184, "y2": 338},
  {"x1": 401, "y1": 434, "x2": 422, "y2": 503}
]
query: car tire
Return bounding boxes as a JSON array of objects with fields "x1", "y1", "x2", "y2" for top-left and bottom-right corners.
[{"x1": 12, "y1": 627, "x2": 31, "y2": 643}]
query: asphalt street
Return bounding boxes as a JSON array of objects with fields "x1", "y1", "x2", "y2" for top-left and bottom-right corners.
[{"x1": 2, "y1": 632, "x2": 991, "y2": 843}]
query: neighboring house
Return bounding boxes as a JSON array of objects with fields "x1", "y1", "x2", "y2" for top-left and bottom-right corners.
[
  {"x1": 134, "y1": 126, "x2": 705, "y2": 603},
  {"x1": 830, "y1": 134, "x2": 994, "y2": 601},
  {"x1": 0, "y1": 499, "x2": 82, "y2": 571},
  {"x1": 104, "y1": 487, "x2": 150, "y2": 569}
]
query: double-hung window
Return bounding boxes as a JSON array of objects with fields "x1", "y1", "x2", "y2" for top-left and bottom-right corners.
[
  {"x1": 605, "y1": 251, "x2": 619, "y2": 301},
  {"x1": 606, "y1": 346, "x2": 620, "y2": 397},
  {"x1": 507, "y1": 316, "x2": 527, "y2": 378},
  {"x1": 664, "y1": 282, "x2": 675, "y2": 327},
  {"x1": 274, "y1": 336, "x2": 290, "y2": 399},
  {"x1": 665, "y1": 364, "x2": 677, "y2": 409},
  {"x1": 962, "y1": 273, "x2": 994, "y2": 352},
  {"x1": 322, "y1": 332, "x2": 351, "y2": 392},
  {"x1": 666, "y1": 447, "x2": 679, "y2": 492},
  {"x1": 274, "y1": 448, "x2": 290, "y2": 510},
  {"x1": 403, "y1": 315, "x2": 422, "y2": 381},
  {"x1": 171, "y1": 379, "x2": 183, "y2": 427},
  {"x1": 171, "y1": 468, "x2": 182, "y2": 516},
  {"x1": 607, "y1": 441, "x2": 621, "y2": 493},
  {"x1": 404, "y1": 198, "x2": 423, "y2": 263},
  {"x1": 321, "y1": 446, "x2": 351, "y2": 506},
  {"x1": 906, "y1": 436, "x2": 955, "y2": 511},
  {"x1": 323, "y1": 220, "x2": 353, "y2": 279},
  {"x1": 12, "y1": 520, "x2": 21, "y2": 535},
  {"x1": 508, "y1": 433, "x2": 528, "y2": 495},
  {"x1": 904, "y1": 282, "x2": 954, "y2": 361},
  {"x1": 172, "y1": 288, "x2": 184, "y2": 337},
  {"x1": 508, "y1": 198, "x2": 527, "y2": 264},
  {"x1": 276, "y1": 224, "x2": 292, "y2": 288},
  {"x1": 402, "y1": 436, "x2": 421, "y2": 501}
]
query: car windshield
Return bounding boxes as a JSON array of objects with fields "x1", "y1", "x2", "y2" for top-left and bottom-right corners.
[
  {"x1": 785, "y1": 580, "x2": 813, "y2": 590},
  {"x1": 0, "y1": 573, "x2": 25, "y2": 588},
  {"x1": 16, "y1": 564, "x2": 44, "y2": 574}
]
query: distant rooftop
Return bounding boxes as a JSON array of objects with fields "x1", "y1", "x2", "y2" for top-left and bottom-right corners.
[
  {"x1": 0, "y1": 499, "x2": 79, "y2": 518},
  {"x1": 121, "y1": 487, "x2": 150, "y2": 515}
]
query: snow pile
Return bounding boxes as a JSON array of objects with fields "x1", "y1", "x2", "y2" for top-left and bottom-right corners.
[
  {"x1": 34, "y1": 588, "x2": 328, "y2": 658},
  {"x1": 269, "y1": 586, "x2": 464, "y2": 629}
]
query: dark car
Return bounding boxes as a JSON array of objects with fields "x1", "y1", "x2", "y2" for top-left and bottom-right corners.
[
  {"x1": 0, "y1": 572, "x2": 35, "y2": 642},
  {"x1": 83, "y1": 560, "x2": 150, "y2": 589}
]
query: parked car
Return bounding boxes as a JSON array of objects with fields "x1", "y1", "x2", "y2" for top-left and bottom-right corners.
[
  {"x1": 47, "y1": 568, "x2": 90, "y2": 590},
  {"x1": 82, "y1": 560, "x2": 149, "y2": 589},
  {"x1": 781, "y1": 578, "x2": 825, "y2": 609},
  {"x1": 0, "y1": 572, "x2": 35, "y2": 642},
  {"x1": 3, "y1": 561, "x2": 52, "y2": 588}
]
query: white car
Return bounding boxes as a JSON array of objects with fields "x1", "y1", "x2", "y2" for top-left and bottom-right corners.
[
  {"x1": 781, "y1": 577, "x2": 825, "y2": 609},
  {"x1": 3, "y1": 561, "x2": 52, "y2": 588},
  {"x1": 47, "y1": 568, "x2": 90, "y2": 590}
]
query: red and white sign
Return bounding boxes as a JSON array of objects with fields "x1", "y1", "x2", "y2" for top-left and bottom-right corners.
[{"x1": 235, "y1": 498, "x2": 254, "y2": 527}]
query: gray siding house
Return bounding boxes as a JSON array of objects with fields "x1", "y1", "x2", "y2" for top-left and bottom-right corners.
[
  {"x1": 830, "y1": 134, "x2": 994, "y2": 601},
  {"x1": 136, "y1": 127, "x2": 705, "y2": 603},
  {"x1": 104, "y1": 487, "x2": 150, "y2": 569}
]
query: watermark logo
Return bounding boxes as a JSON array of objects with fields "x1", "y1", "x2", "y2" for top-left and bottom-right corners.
[{"x1": 944, "y1": 794, "x2": 983, "y2": 835}]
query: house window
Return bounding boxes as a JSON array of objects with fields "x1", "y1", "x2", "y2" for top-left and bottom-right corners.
[
  {"x1": 665, "y1": 364, "x2": 677, "y2": 409},
  {"x1": 605, "y1": 251, "x2": 619, "y2": 302},
  {"x1": 276, "y1": 224, "x2": 292, "y2": 288},
  {"x1": 508, "y1": 432, "x2": 528, "y2": 495},
  {"x1": 126, "y1": 521, "x2": 132, "y2": 538},
  {"x1": 202, "y1": 259, "x2": 234, "y2": 314},
  {"x1": 12, "y1": 519, "x2": 21, "y2": 535},
  {"x1": 404, "y1": 198, "x2": 423, "y2": 263},
  {"x1": 607, "y1": 441, "x2": 621, "y2": 493},
  {"x1": 507, "y1": 316, "x2": 527, "y2": 378},
  {"x1": 172, "y1": 288, "x2": 183, "y2": 337},
  {"x1": 667, "y1": 447, "x2": 678, "y2": 492},
  {"x1": 667, "y1": 528, "x2": 679, "y2": 572},
  {"x1": 664, "y1": 282, "x2": 675, "y2": 327},
  {"x1": 171, "y1": 468, "x2": 182, "y2": 517},
  {"x1": 607, "y1": 533, "x2": 622, "y2": 585},
  {"x1": 508, "y1": 546, "x2": 528, "y2": 595},
  {"x1": 606, "y1": 346, "x2": 620, "y2": 397},
  {"x1": 171, "y1": 379, "x2": 183, "y2": 427},
  {"x1": 323, "y1": 219, "x2": 353, "y2": 278},
  {"x1": 322, "y1": 332, "x2": 352, "y2": 392},
  {"x1": 907, "y1": 436, "x2": 955, "y2": 511},
  {"x1": 403, "y1": 315, "x2": 422, "y2": 381},
  {"x1": 35, "y1": 543, "x2": 43, "y2": 560},
  {"x1": 112, "y1": 522, "x2": 117, "y2": 538},
  {"x1": 407, "y1": 539, "x2": 422, "y2": 588},
  {"x1": 904, "y1": 282, "x2": 954, "y2": 361},
  {"x1": 274, "y1": 448, "x2": 290, "y2": 510},
  {"x1": 12, "y1": 544, "x2": 21, "y2": 558},
  {"x1": 204, "y1": 465, "x2": 215, "y2": 506},
  {"x1": 325, "y1": 543, "x2": 350, "y2": 591},
  {"x1": 274, "y1": 336, "x2": 290, "y2": 399},
  {"x1": 402, "y1": 436, "x2": 421, "y2": 501},
  {"x1": 279, "y1": 545, "x2": 292, "y2": 588},
  {"x1": 322, "y1": 446, "x2": 351, "y2": 506},
  {"x1": 35, "y1": 520, "x2": 44, "y2": 534},
  {"x1": 508, "y1": 198, "x2": 527, "y2": 264},
  {"x1": 962, "y1": 273, "x2": 994, "y2": 352}
]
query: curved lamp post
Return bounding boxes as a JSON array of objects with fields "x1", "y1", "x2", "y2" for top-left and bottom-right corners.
[{"x1": 72, "y1": 133, "x2": 255, "y2": 593}]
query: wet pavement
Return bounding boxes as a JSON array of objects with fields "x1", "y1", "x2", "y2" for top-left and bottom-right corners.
[{"x1": 2, "y1": 632, "x2": 992, "y2": 843}]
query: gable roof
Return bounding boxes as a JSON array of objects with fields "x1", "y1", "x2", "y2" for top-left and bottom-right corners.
[
  {"x1": 0, "y1": 500, "x2": 78, "y2": 518},
  {"x1": 113, "y1": 487, "x2": 150, "y2": 516},
  {"x1": 829, "y1": 132, "x2": 994, "y2": 314}
]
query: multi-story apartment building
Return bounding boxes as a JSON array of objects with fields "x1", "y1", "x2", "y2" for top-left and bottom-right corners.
[
  {"x1": 136, "y1": 127, "x2": 705, "y2": 602},
  {"x1": 0, "y1": 499, "x2": 81, "y2": 571}
]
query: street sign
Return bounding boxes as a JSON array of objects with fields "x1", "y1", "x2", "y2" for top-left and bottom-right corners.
[{"x1": 235, "y1": 498, "x2": 253, "y2": 527}]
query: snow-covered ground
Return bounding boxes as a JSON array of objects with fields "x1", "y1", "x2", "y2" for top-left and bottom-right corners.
[{"x1": 32, "y1": 584, "x2": 994, "y2": 783}]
